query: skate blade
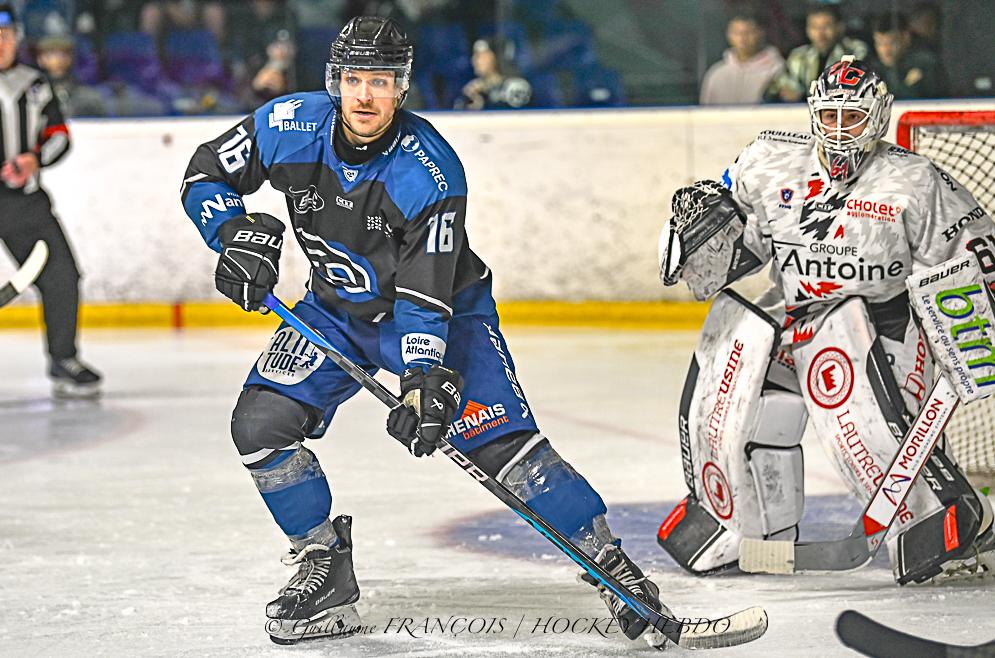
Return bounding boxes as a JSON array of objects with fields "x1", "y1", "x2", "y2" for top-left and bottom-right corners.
[
  {"x1": 267, "y1": 604, "x2": 362, "y2": 645},
  {"x1": 926, "y1": 551, "x2": 995, "y2": 585},
  {"x1": 52, "y1": 381, "x2": 102, "y2": 400}
]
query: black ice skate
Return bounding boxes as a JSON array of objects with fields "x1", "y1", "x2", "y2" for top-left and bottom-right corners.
[
  {"x1": 581, "y1": 544, "x2": 672, "y2": 649},
  {"x1": 266, "y1": 515, "x2": 362, "y2": 645},
  {"x1": 49, "y1": 357, "x2": 102, "y2": 399},
  {"x1": 895, "y1": 490, "x2": 995, "y2": 585}
]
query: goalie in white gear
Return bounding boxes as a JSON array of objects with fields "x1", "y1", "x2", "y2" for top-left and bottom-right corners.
[{"x1": 656, "y1": 56, "x2": 995, "y2": 585}]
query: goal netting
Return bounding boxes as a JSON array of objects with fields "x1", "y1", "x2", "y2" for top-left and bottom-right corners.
[{"x1": 897, "y1": 110, "x2": 995, "y2": 484}]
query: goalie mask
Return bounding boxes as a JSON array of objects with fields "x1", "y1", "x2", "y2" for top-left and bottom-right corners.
[
  {"x1": 808, "y1": 56, "x2": 893, "y2": 183},
  {"x1": 326, "y1": 16, "x2": 413, "y2": 107}
]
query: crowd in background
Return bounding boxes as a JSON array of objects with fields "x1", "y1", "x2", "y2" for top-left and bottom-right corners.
[
  {"x1": 4, "y1": 0, "x2": 992, "y2": 118},
  {"x1": 701, "y1": 3, "x2": 950, "y2": 105}
]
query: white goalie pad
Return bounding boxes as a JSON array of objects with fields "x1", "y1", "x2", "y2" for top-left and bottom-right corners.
[
  {"x1": 791, "y1": 298, "x2": 942, "y2": 529},
  {"x1": 907, "y1": 253, "x2": 995, "y2": 404},
  {"x1": 680, "y1": 291, "x2": 807, "y2": 543}
]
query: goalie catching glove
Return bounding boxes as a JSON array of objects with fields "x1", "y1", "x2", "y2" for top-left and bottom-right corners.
[
  {"x1": 659, "y1": 180, "x2": 746, "y2": 286},
  {"x1": 387, "y1": 365, "x2": 464, "y2": 457},
  {"x1": 215, "y1": 213, "x2": 285, "y2": 312}
]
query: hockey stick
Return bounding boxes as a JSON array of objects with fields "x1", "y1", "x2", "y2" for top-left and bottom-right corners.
[
  {"x1": 262, "y1": 292, "x2": 768, "y2": 650},
  {"x1": 0, "y1": 241, "x2": 48, "y2": 308},
  {"x1": 739, "y1": 375, "x2": 960, "y2": 574},
  {"x1": 836, "y1": 610, "x2": 995, "y2": 657}
]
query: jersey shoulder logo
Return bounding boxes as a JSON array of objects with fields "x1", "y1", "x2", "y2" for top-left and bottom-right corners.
[
  {"x1": 267, "y1": 98, "x2": 317, "y2": 133},
  {"x1": 400, "y1": 134, "x2": 420, "y2": 152}
]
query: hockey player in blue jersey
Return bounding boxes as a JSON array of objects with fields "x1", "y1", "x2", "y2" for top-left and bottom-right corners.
[{"x1": 181, "y1": 16, "x2": 667, "y2": 646}]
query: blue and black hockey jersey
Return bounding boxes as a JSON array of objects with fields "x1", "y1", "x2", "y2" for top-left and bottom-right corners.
[{"x1": 180, "y1": 92, "x2": 491, "y2": 369}]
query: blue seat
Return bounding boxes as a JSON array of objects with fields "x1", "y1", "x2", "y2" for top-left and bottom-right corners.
[
  {"x1": 296, "y1": 27, "x2": 340, "y2": 91},
  {"x1": 73, "y1": 35, "x2": 100, "y2": 86},
  {"x1": 103, "y1": 31, "x2": 161, "y2": 94},
  {"x1": 572, "y1": 64, "x2": 625, "y2": 107},
  {"x1": 534, "y1": 19, "x2": 597, "y2": 73},
  {"x1": 476, "y1": 21, "x2": 534, "y2": 74},
  {"x1": 414, "y1": 22, "x2": 472, "y2": 109},
  {"x1": 416, "y1": 22, "x2": 471, "y2": 78},
  {"x1": 163, "y1": 29, "x2": 226, "y2": 88},
  {"x1": 526, "y1": 71, "x2": 563, "y2": 109}
]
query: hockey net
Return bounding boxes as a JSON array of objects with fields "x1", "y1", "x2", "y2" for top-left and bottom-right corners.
[{"x1": 898, "y1": 111, "x2": 995, "y2": 484}]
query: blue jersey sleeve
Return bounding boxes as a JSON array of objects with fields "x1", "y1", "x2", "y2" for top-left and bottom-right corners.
[
  {"x1": 180, "y1": 94, "x2": 330, "y2": 251},
  {"x1": 388, "y1": 115, "x2": 470, "y2": 370}
]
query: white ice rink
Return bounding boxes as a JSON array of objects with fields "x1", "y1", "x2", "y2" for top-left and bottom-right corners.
[{"x1": 1, "y1": 325, "x2": 993, "y2": 656}]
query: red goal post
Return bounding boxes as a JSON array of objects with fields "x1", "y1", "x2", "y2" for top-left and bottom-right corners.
[{"x1": 896, "y1": 110, "x2": 995, "y2": 150}]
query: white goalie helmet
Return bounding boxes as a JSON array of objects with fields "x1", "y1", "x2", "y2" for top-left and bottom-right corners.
[{"x1": 807, "y1": 56, "x2": 894, "y2": 182}]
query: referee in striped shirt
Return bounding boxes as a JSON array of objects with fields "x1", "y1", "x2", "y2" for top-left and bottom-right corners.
[{"x1": 1, "y1": 3, "x2": 100, "y2": 398}]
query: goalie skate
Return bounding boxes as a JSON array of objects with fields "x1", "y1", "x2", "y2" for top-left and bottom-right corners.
[
  {"x1": 925, "y1": 493, "x2": 995, "y2": 585},
  {"x1": 895, "y1": 491, "x2": 995, "y2": 585}
]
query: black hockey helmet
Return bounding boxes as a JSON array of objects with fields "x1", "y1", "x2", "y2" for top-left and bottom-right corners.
[
  {"x1": 808, "y1": 56, "x2": 893, "y2": 182},
  {"x1": 326, "y1": 16, "x2": 413, "y2": 106}
]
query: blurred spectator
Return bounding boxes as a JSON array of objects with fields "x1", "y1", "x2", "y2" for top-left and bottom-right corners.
[
  {"x1": 765, "y1": 5, "x2": 868, "y2": 102},
  {"x1": 34, "y1": 33, "x2": 109, "y2": 116},
  {"x1": 229, "y1": 0, "x2": 294, "y2": 103},
  {"x1": 454, "y1": 37, "x2": 531, "y2": 110},
  {"x1": 700, "y1": 13, "x2": 784, "y2": 105},
  {"x1": 251, "y1": 28, "x2": 295, "y2": 100},
  {"x1": 140, "y1": 0, "x2": 225, "y2": 44},
  {"x1": 909, "y1": 1, "x2": 942, "y2": 56},
  {"x1": 868, "y1": 12, "x2": 946, "y2": 100},
  {"x1": 18, "y1": 0, "x2": 73, "y2": 43}
]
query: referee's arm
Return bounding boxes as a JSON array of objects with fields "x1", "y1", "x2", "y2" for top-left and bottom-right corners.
[{"x1": 36, "y1": 76, "x2": 70, "y2": 167}]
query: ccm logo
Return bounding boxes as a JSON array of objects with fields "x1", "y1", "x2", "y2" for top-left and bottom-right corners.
[{"x1": 232, "y1": 229, "x2": 282, "y2": 249}]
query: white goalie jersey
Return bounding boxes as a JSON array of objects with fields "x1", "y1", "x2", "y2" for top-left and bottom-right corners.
[{"x1": 695, "y1": 130, "x2": 994, "y2": 329}]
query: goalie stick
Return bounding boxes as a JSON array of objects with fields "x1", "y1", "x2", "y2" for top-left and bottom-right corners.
[
  {"x1": 262, "y1": 292, "x2": 768, "y2": 650},
  {"x1": 0, "y1": 241, "x2": 48, "y2": 308},
  {"x1": 836, "y1": 610, "x2": 995, "y2": 658},
  {"x1": 739, "y1": 375, "x2": 960, "y2": 574}
]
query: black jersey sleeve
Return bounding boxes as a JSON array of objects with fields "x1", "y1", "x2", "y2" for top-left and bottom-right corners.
[
  {"x1": 393, "y1": 194, "x2": 468, "y2": 369},
  {"x1": 180, "y1": 114, "x2": 267, "y2": 251},
  {"x1": 36, "y1": 75, "x2": 70, "y2": 167}
]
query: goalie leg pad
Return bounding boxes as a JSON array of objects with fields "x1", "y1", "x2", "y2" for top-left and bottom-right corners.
[
  {"x1": 660, "y1": 291, "x2": 807, "y2": 573},
  {"x1": 747, "y1": 441, "x2": 805, "y2": 537},
  {"x1": 792, "y1": 298, "x2": 945, "y2": 532}
]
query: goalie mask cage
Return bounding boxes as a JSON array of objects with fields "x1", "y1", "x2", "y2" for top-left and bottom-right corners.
[{"x1": 898, "y1": 110, "x2": 995, "y2": 483}]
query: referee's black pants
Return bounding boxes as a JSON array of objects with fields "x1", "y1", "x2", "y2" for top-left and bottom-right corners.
[{"x1": 0, "y1": 189, "x2": 81, "y2": 363}]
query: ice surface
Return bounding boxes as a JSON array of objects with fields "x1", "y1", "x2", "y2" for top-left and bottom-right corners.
[{"x1": 1, "y1": 327, "x2": 993, "y2": 656}]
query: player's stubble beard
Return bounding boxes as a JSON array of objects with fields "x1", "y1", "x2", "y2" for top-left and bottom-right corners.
[{"x1": 341, "y1": 97, "x2": 397, "y2": 146}]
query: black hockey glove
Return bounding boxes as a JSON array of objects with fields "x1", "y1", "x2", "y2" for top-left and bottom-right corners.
[
  {"x1": 215, "y1": 213, "x2": 285, "y2": 312},
  {"x1": 386, "y1": 365, "x2": 463, "y2": 457}
]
